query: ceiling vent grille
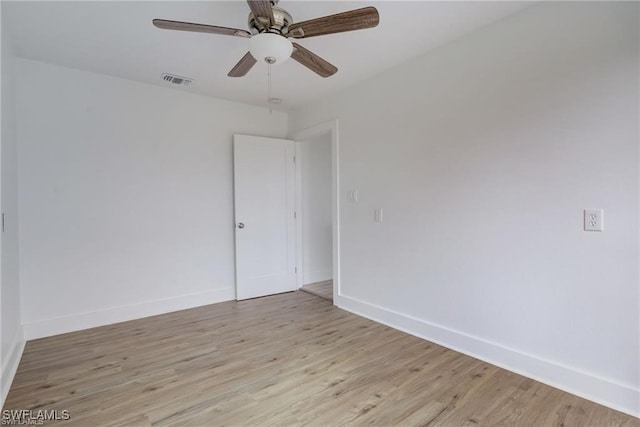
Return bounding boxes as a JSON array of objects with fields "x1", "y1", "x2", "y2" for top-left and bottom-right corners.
[{"x1": 161, "y1": 73, "x2": 193, "y2": 86}]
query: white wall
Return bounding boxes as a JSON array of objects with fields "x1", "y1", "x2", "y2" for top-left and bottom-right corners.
[
  {"x1": 290, "y1": 2, "x2": 639, "y2": 417},
  {"x1": 1, "y1": 7, "x2": 24, "y2": 406},
  {"x1": 17, "y1": 59, "x2": 287, "y2": 339},
  {"x1": 299, "y1": 134, "x2": 332, "y2": 285}
]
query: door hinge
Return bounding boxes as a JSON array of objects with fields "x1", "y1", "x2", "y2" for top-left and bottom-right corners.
[
  {"x1": 294, "y1": 211, "x2": 297, "y2": 219},
  {"x1": 1, "y1": 213, "x2": 4, "y2": 233},
  {"x1": 295, "y1": 266, "x2": 297, "y2": 273},
  {"x1": 293, "y1": 155, "x2": 296, "y2": 164}
]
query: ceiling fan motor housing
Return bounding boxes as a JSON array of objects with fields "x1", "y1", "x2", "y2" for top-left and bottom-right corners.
[{"x1": 248, "y1": 6, "x2": 292, "y2": 34}]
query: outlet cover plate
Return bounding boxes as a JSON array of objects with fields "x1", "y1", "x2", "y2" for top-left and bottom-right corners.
[{"x1": 584, "y1": 209, "x2": 603, "y2": 231}]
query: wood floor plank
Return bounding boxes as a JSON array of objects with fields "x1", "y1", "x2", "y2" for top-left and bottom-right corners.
[
  {"x1": 3, "y1": 291, "x2": 638, "y2": 426},
  {"x1": 300, "y1": 281, "x2": 333, "y2": 301}
]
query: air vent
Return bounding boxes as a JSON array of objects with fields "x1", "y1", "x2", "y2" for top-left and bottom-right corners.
[{"x1": 161, "y1": 73, "x2": 193, "y2": 86}]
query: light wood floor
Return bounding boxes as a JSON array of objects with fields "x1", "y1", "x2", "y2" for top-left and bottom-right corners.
[
  {"x1": 300, "y1": 280, "x2": 333, "y2": 302},
  {"x1": 4, "y1": 291, "x2": 638, "y2": 426}
]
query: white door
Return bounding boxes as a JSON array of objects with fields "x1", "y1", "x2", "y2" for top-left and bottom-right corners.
[{"x1": 234, "y1": 134, "x2": 296, "y2": 300}]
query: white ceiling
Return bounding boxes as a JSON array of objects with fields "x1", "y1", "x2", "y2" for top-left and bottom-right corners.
[{"x1": 4, "y1": 1, "x2": 532, "y2": 110}]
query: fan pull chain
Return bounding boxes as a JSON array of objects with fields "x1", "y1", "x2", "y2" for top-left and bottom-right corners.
[{"x1": 267, "y1": 63, "x2": 272, "y2": 115}]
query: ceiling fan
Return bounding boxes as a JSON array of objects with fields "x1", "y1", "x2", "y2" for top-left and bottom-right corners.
[{"x1": 153, "y1": 0, "x2": 379, "y2": 78}]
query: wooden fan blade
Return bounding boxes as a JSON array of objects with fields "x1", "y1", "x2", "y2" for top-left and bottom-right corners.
[
  {"x1": 153, "y1": 19, "x2": 251, "y2": 38},
  {"x1": 247, "y1": 0, "x2": 275, "y2": 28},
  {"x1": 291, "y1": 43, "x2": 337, "y2": 78},
  {"x1": 228, "y1": 52, "x2": 257, "y2": 77},
  {"x1": 286, "y1": 6, "x2": 379, "y2": 39}
]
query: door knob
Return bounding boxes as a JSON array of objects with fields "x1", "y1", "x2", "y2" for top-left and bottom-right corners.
[{"x1": 237, "y1": 222, "x2": 245, "y2": 229}]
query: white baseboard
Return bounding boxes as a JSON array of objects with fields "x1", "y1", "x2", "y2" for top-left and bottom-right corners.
[
  {"x1": 1, "y1": 335, "x2": 26, "y2": 408},
  {"x1": 23, "y1": 287, "x2": 235, "y2": 340},
  {"x1": 302, "y1": 270, "x2": 332, "y2": 285},
  {"x1": 336, "y1": 294, "x2": 640, "y2": 419}
]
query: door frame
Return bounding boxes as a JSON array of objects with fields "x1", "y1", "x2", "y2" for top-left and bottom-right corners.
[{"x1": 291, "y1": 120, "x2": 340, "y2": 304}]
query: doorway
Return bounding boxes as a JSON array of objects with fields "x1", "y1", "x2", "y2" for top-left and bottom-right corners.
[
  {"x1": 297, "y1": 133, "x2": 332, "y2": 301},
  {"x1": 292, "y1": 121, "x2": 340, "y2": 304}
]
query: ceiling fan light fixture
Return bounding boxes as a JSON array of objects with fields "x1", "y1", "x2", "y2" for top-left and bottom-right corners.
[{"x1": 249, "y1": 33, "x2": 293, "y2": 65}]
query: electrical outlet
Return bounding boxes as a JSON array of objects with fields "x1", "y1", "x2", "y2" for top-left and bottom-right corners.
[
  {"x1": 584, "y1": 209, "x2": 603, "y2": 232},
  {"x1": 347, "y1": 190, "x2": 358, "y2": 203}
]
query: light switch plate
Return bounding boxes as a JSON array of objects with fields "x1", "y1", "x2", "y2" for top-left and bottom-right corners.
[{"x1": 584, "y1": 209, "x2": 603, "y2": 231}]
